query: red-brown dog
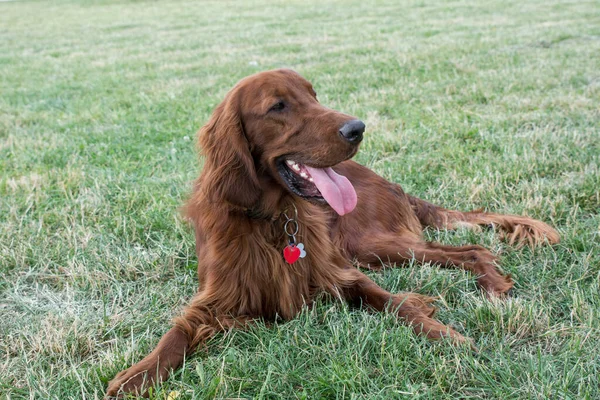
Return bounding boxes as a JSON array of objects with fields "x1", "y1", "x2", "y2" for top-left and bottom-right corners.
[{"x1": 106, "y1": 69, "x2": 559, "y2": 397}]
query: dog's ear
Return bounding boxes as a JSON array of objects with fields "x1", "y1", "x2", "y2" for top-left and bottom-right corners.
[{"x1": 198, "y1": 89, "x2": 261, "y2": 209}]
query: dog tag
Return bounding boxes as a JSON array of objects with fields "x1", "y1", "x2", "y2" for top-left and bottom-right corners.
[
  {"x1": 297, "y1": 243, "x2": 307, "y2": 258},
  {"x1": 283, "y1": 244, "x2": 301, "y2": 264},
  {"x1": 283, "y1": 242, "x2": 307, "y2": 264}
]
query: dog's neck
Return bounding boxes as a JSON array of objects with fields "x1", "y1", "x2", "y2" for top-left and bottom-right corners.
[{"x1": 243, "y1": 187, "x2": 295, "y2": 221}]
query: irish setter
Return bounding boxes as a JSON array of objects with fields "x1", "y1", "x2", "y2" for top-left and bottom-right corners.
[{"x1": 106, "y1": 69, "x2": 559, "y2": 397}]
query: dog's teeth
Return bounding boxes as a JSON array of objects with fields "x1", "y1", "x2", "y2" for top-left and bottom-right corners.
[
  {"x1": 300, "y1": 172, "x2": 308, "y2": 178},
  {"x1": 308, "y1": 177, "x2": 314, "y2": 182},
  {"x1": 286, "y1": 160, "x2": 294, "y2": 166},
  {"x1": 292, "y1": 164, "x2": 300, "y2": 171}
]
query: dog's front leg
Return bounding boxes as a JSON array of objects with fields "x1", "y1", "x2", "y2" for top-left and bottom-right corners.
[
  {"x1": 105, "y1": 296, "x2": 249, "y2": 399},
  {"x1": 341, "y1": 269, "x2": 473, "y2": 346},
  {"x1": 105, "y1": 326, "x2": 191, "y2": 398}
]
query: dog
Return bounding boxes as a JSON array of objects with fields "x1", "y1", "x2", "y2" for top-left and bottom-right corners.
[{"x1": 106, "y1": 69, "x2": 559, "y2": 397}]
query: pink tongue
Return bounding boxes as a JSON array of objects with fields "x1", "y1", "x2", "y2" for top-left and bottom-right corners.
[{"x1": 304, "y1": 166, "x2": 357, "y2": 215}]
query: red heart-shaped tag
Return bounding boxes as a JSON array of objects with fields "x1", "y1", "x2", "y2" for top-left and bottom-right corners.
[{"x1": 283, "y1": 244, "x2": 301, "y2": 264}]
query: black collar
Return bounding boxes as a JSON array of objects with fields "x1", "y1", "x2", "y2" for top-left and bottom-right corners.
[{"x1": 244, "y1": 207, "x2": 282, "y2": 221}]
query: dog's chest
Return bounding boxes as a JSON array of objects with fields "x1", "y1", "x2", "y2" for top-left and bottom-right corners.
[{"x1": 253, "y1": 209, "x2": 343, "y2": 318}]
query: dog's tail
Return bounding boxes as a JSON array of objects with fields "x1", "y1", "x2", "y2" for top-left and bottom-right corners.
[{"x1": 407, "y1": 195, "x2": 560, "y2": 248}]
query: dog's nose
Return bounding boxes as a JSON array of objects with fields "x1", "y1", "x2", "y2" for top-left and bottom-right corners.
[{"x1": 339, "y1": 120, "x2": 365, "y2": 144}]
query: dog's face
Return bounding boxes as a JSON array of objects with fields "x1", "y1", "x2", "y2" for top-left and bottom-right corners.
[{"x1": 200, "y1": 69, "x2": 364, "y2": 215}]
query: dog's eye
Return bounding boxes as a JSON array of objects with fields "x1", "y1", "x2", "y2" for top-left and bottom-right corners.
[{"x1": 269, "y1": 101, "x2": 285, "y2": 112}]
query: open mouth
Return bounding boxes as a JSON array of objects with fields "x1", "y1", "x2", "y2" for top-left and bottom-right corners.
[{"x1": 277, "y1": 159, "x2": 357, "y2": 216}]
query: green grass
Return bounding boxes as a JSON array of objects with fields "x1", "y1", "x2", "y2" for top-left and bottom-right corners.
[{"x1": 1, "y1": 0, "x2": 599, "y2": 398}]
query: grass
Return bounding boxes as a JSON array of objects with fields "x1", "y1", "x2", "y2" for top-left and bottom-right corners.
[{"x1": 1, "y1": 0, "x2": 599, "y2": 398}]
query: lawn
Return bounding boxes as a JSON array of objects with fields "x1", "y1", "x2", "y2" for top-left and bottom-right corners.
[{"x1": 1, "y1": 0, "x2": 599, "y2": 398}]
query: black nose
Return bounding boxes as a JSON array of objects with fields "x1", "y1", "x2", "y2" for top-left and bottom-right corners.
[{"x1": 339, "y1": 120, "x2": 365, "y2": 143}]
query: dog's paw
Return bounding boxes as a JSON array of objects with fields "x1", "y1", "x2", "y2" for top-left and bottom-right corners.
[
  {"x1": 397, "y1": 293, "x2": 438, "y2": 317},
  {"x1": 449, "y1": 330, "x2": 478, "y2": 351},
  {"x1": 105, "y1": 364, "x2": 155, "y2": 399},
  {"x1": 477, "y1": 273, "x2": 514, "y2": 298}
]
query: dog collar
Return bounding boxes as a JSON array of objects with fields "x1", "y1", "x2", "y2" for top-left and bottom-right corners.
[{"x1": 243, "y1": 207, "x2": 282, "y2": 221}]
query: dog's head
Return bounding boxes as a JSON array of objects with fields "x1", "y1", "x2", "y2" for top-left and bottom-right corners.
[{"x1": 199, "y1": 69, "x2": 364, "y2": 216}]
